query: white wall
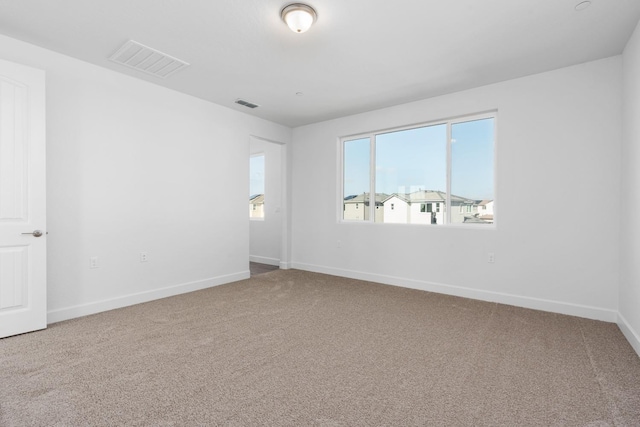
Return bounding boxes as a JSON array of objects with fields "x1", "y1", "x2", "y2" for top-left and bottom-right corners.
[
  {"x1": 0, "y1": 34, "x2": 291, "y2": 322},
  {"x1": 249, "y1": 136, "x2": 283, "y2": 266},
  {"x1": 620, "y1": 20, "x2": 640, "y2": 355},
  {"x1": 291, "y1": 57, "x2": 622, "y2": 321}
]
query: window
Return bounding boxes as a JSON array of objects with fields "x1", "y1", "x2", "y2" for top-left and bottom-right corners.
[
  {"x1": 451, "y1": 117, "x2": 494, "y2": 224},
  {"x1": 342, "y1": 138, "x2": 370, "y2": 221},
  {"x1": 249, "y1": 154, "x2": 265, "y2": 219},
  {"x1": 340, "y1": 113, "x2": 495, "y2": 225},
  {"x1": 421, "y1": 203, "x2": 433, "y2": 213}
]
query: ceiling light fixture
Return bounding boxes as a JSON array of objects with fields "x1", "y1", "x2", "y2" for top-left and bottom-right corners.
[{"x1": 281, "y1": 3, "x2": 317, "y2": 33}]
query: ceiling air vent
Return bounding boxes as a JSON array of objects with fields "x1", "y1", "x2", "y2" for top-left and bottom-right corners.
[
  {"x1": 235, "y1": 99, "x2": 260, "y2": 109},
  {"x1": 109, "y1": 40, "x2": 189, "y2": 78}
]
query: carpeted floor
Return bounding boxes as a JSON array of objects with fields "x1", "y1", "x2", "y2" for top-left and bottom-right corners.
[
  {"x1": 250, "y1": 262, "x2": 279, "y2": 277},
  {"x1": 1, "y1": 269, "x2": 639, "y2": 426}
]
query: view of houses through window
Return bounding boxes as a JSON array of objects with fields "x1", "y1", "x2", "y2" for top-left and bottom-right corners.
[
  {"x1": 342, "y1": 114, "x2": 495, "y2": 225},
  {"x1": 249, "y1": 154, "x2": 265, "y2": 219}
]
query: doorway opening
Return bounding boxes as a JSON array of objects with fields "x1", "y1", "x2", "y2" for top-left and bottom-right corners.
[{"x1": 249, "y1": 136, "x2": 284, "y2": 276}]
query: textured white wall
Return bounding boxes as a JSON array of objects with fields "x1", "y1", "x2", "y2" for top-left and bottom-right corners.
[
  {"x1": 249, "y1": 136, "x2": 283, "y2": 265},
  {"x1": 621, "y1": 20, "x2": 640, "y2": 355},
  {"x1": 0, "y1": 34, "x2": 291, "y2": 322},
  {"x1": 291, "y1": 57, "x2": 622, "y2": 321}
]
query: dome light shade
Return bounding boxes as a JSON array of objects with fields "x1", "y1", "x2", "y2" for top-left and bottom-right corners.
[{"x1": 281, "y1": 3, "x2": 317, "y2": 33}]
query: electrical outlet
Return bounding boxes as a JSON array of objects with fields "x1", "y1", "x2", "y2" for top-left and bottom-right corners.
[
  {"x1": 140, "y1": 252, "x2": 149, "y2": 263},
  {"x1": 89, "y1": 256, "x2": 99, "y2": 269},
  {"x1": 488, "y1": 252, "x2": 495, "y2": 263}
]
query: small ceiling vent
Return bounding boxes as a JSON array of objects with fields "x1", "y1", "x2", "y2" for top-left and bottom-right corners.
[
  {"x1": 235, "y1": 99, "x2": 260, "y2": 109},
  {"x1": 109, "y1": 40, "x2": 189, "y2": 78}
]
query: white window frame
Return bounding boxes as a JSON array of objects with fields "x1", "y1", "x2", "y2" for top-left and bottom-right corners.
[{"x1": 338, "y1": 111, "x2": 497, "y2": 227}]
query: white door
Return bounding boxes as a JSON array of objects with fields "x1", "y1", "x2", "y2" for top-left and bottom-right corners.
[{"x1": 0, "y1": 59, "x2": 46, "y2": 338}]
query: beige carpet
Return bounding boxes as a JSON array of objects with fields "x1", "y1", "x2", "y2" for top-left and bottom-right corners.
[{"x1": 1, "y1": 269, "x2": 639, "y2": 426}]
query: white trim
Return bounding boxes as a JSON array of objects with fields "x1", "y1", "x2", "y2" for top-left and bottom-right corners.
[
  {"x1": 492, "y1": 114, "x2": 498, "y2": 227},
  {"x1": 336, "y1": 137, "x2": 343, "y2": 223},
  {"x1": 369, "y1": 134, "x2": 376, "y2": 222},
  {"x1": 291, "y1": 262, "x2": 617, "y2": 323},
  {"x1": 47, "y1": 271, "x2": 249, "y2": 324},
  {"x1": 446, "y1": 121, "x2": 452, "y2": 224},
  {"x1": 617, "y1": 312, "x2": 640, "y2": 358},
  {"x1": 249, "y1": 255, "x2": 280, "y2": 266},
  {"x1": 279, "y1": 261, "x2": 290, "y2": 270}
]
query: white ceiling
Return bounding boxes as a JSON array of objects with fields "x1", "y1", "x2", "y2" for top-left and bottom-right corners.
[{"x1": 0, "y1": 0, "x2": 639, "y2": 127}]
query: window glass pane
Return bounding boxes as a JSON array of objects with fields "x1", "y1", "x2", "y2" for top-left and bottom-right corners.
[
  {"x1": 343, "y1": 138, "x2": 370, "y2": 221},
  {"x1": 249, "y1": 154, "x2": 265, "y2": 219},
  {"x1": 376, "y1": 124, "x2": 446, "y2": 224},
  {"x1": 451, "y1": 118, "x2": 494, "y2": 224}
]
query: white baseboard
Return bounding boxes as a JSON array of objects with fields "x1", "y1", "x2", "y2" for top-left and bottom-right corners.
[
  {"x1": 47, "y1": 271, "x2": 250, "y2": 324},
  {"x1": 617, "y1": 312, "x2": 640, "y2": 358},
  {"x1": 249, "y1": 255, "x2": 280, "y2": 266},
  {"x1": 291, "y1": 262, "x2": 618, "y2": 323},
  {"x1": 279, "y1": 261, "x2": 290, "y2": 270}
]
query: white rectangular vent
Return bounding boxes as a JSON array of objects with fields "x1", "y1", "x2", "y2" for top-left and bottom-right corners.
[
  {"x1": 109, "y1": 40, "x2": 189, "y2": 79},
  {"x1": 235, "y1": 99, "x2": 260, "y2": 109}
]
